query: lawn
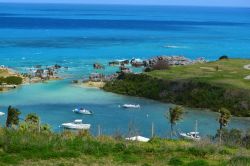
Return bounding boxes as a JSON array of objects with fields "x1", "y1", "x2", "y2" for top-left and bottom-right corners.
[{"x1": 147, "y1": 59, "x2": 250, "y2": 90}]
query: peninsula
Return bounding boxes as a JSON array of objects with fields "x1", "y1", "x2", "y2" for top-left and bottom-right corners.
[{"x1": 104, "y1": 58, "x2": 250, "y2": 117}]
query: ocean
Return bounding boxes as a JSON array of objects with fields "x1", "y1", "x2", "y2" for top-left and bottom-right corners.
[{"x1": 0, "y1": 3, "x2": 250, "y2": 137}]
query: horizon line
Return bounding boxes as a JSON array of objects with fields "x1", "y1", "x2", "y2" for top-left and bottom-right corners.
[{"x1": 0, "y1": 2, "x2": 249, "y2": 9}]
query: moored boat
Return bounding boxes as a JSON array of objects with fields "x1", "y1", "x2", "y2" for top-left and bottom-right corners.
[
  {"x1": 179, "y1": 120, "x2": 201, "y2": 141},
  {"x1": 72, "y1": 108, "x2": 93, "y2": 115},
  {"x1": 0, "y1": 112, "x2": 5, "y2": 116},
  {"x1": 122, "y1": 104, "x2": 140, "y2": 109},
  {"x1": 61, "y1": 119, "x2": 91, "y2": 130},
  {"x1": 125, "y1": 135, "x2": 150, "y2": 142},
  {"x1": 179, "y1": 132, "x2": 201, "y2": 141}
]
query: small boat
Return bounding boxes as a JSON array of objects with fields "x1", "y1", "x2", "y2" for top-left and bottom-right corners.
[
  {"x1": 179, "y1": 120, "x2": 201, "y2": 141},
  {"x1": 72, "y1": 108, "x2": 93, "y2": 115},
  {"x1": 0, "y1": 112, "x2": 5, "y2": 116},
  {"x1": 179, "y1": 132, "x2": 201, "y2": 141},
  {"x1": 125, "y1": 136, "x2": 150, "y2": 142},
  {"x1": 61, "y1": 119, "x2": 91, "y2": 130},
  {"x1": 122, "y1": 104, "x2": 140, "y2": 109}
]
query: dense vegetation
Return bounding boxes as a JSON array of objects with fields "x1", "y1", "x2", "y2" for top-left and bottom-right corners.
[
  {"x1": 104, "y1": 59, "x2": 250, "y2": 117},
  {"x1": 0, "y1": 128, "x2": 249, "y2": 166},
  {"x1": 0, "y1": 76, "x2": 23, "y2": 85}
]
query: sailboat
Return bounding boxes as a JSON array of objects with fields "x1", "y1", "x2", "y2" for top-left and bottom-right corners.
[{"x1": 179, "y1": 120, "x2": 201, "y2": 141}]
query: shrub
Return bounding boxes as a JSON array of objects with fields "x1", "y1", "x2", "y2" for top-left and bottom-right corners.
[
  {"x1": 188, "y1": 146, "x2": 215, "y2": 158},
  {"x1": 4, "y1": 76, "x2": 22, "y2": 85},
  {"x1": 186, "y1": 160, "x2": 209, "y2": 166},
  {"x1": 219, "y1": 55, "x2": 229, "y2": 60},
  {"x1": 152, "y1": 60, "x2": 170, "y2": 70},
  {"x1": 229, "y1": 156, "x2": 250, "y2": 166},
  {"x1": 168, "y1": 157, "x2": 184, "y2": 166}
]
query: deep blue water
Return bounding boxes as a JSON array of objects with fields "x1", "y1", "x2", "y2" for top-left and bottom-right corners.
[{"x1": 0, "y1": 3, "x2": 250, "y2": 137}]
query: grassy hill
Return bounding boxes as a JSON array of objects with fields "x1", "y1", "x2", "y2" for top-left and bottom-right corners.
[
  {"x1": 0, "y1": 128, "x2": 249, "y2": 166},
  {"x1": 147, "y1": 59, "x2": 250, "y2": 90},
  {"x1": 104, "y1": 59, "x2": 250, "y2": 117}
]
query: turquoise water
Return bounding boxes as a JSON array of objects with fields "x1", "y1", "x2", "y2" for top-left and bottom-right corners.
[{"x1": 0, "y1": 3, "x2": 250, "y2": 137}]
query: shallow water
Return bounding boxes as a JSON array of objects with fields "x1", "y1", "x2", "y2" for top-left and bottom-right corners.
[{"x1": 0, "y1": 3, "x2": 250, "y2": 137}]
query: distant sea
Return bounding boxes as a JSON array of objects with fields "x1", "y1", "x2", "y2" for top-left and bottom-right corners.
[{"x1": 0, "y1": 3, "x2": 250, "y2": 137}]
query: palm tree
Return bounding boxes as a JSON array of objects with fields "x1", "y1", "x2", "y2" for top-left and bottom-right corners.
[
  {"x1": 25, "y1": 113, "x2": 40, "y2": 132},
  {"x1": 25, "y1": 113, "x2": 39, "y2": 124},
  {"x1": 165, "y1": 106, "x2": 184, "y2": 138},
  {"x1": 218, "y1": 108, "x2": 231, "y2": 144}
]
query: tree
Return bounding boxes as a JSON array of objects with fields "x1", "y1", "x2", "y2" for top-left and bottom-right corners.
[
  {"x1": 218, "y1": 55, "x2": 229, "y2": 60},
  {"x1": 6, "y1": 106, "x2": 21, "y2": 128},
  {"x1": 25, "y1": 113, "x2": 39, "y2": 124},
  {"x1": 218, "y1": 108, "x2": 231, "y2": 130},
  {"x1": 218, "y1": 107, "x2": 231, "y2": 144},
  {"x1": 152, "y1": 60, "x2": 170, "y2": 71},
  {"x1": 165, "y1": 106, "x2": 184, "y2": 138},
  {"x1": 25, "y1": 113, "x2": 40, "y2": 132}
]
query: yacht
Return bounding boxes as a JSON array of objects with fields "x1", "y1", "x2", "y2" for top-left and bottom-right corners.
[
  {"x1": 125, "y1": 135, "x2": 150, "y2": 142},
  {"x1": 72, "y1": 108, "x2": 93, "y2": 115},
  {"x1": 61, "y1": 119, "x2": 91, "y2": 130},
  {"x1": 179, "y1": 132, "x2": 201, "y2": 141},
  {"x1": 179, "y1": 120, "x2": 201, "y2": 141},
  {"x1": 122, "y1": 104, "x2": 140, "y2": 109},
  {"x1": 0, "y1": 112, "x2": 5, "y2": 116}
]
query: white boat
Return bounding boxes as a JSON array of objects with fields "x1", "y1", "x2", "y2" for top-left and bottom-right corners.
[
  {"x1": 125, "y1": 136, "x2": 150, "y2": 142},
  {"x1": 180, "y1": 132, "x2": 201, "y2": 141},
  {"x1": 0, "y1": 112, "x2": 5, "y2": 116},
  {"x1": 72, "y1": 108, "x2": 93, "y2": 115},
  {"x1": 179, "y1": 120, "x2": 201, "y2": 141},
  {"x1": 61, "y1": 119, "x2": 91, "y2": 130},
  {"x1": 122, "y1": 104, "x2": 140, "y2": 109}
]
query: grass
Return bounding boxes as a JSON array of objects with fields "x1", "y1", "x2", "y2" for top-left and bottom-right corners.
[
  {"x1": 0, "y1": 69, "x2": 11, "y2": 77},
  {"x1": 0, "y1": 128, "x2": 249, "y2": 166},
  {"x1": 147, "y1": 59, "x2": 250, "y2": 90}
]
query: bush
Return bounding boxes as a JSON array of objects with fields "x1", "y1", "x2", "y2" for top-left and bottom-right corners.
[
  {"x1": 152, "y1": 60, "x2": 170, "y2": 70},
  {"x1": 229, "y1": 156, "x2": 250, "y2": 166},
  {"x1": 186, "y1": 160, "x2": 209, "y2": 166},
  {"x1": 0, "y1": 76, "x2": 23, "y2": 85},
  {"x1": 188, "y1": 146, "x2": 215, "y2": 158},
  {"x1": 219, "y1": 55, "x2": 229, "y2": 60},
  {"x1": 168, "y1": 157, "x2": 184, "y2": 166}
]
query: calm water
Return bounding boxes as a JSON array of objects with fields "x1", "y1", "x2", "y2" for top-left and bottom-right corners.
[{"x1": 0, "y1": 3, "x2": 250, "y2": 137}]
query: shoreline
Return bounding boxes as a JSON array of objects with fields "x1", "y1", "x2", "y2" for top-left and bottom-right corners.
[
  {"x1": 103, "y1": 59, "x2": 250, "y2": 117},
  {"x1": 76, "y1": 81, "x2": 106, "y2": 88}
]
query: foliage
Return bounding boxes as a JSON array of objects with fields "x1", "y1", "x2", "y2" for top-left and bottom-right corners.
[
  {"x1": 0, "y1": 126, "x2": 248, "y2": 165},
  {"x1": 219, "y1": 55, "x2": 229, "y2": 60},
  {"x1": 0, "y1": 76, "x2": 22, "y2": 85},
  {"x1": 6, "y1": 106, "x2": 21, "y2": 128},
  {"x1": 218, "y1": 108, "x2": 231, "y2": 130},
  {"x1": 103, "y1": 70, "x2": 250, "y2": 117},
  {"x1": 165, "y1": 106, "x2": 184, "y2": 138},
  {"x1": 228, "y1": 156, "x2": 250, "y2": 166},
  {"x1": 151, "y1": 60, "x2": 170, "y2": 70},
  {"x1": 215, "y1": 128, "x2": 250, "y2": 149}
]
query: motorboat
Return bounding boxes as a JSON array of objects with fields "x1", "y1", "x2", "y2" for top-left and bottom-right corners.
[
  {"x1": 179, "y1": 120, "x2": 201, "y2": 141},
  {"x1": 0, "y1": 112, "x2": 5, "y2": 116},
  {"x1": 125, "y1": 136, "x2": 150, "y2": 142},
  {"x1": 61, "y1": 119, "x2": 91, "y2": 130},
  {"x1": 179, "y1": 132, "x2": 201, "y2": 141},
  {"x1": 72, "y1": 108, "x2": 93, "y2": 115},
  {"x1": 122, "y1": 104, "x2": 140, "y2": 109}
]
